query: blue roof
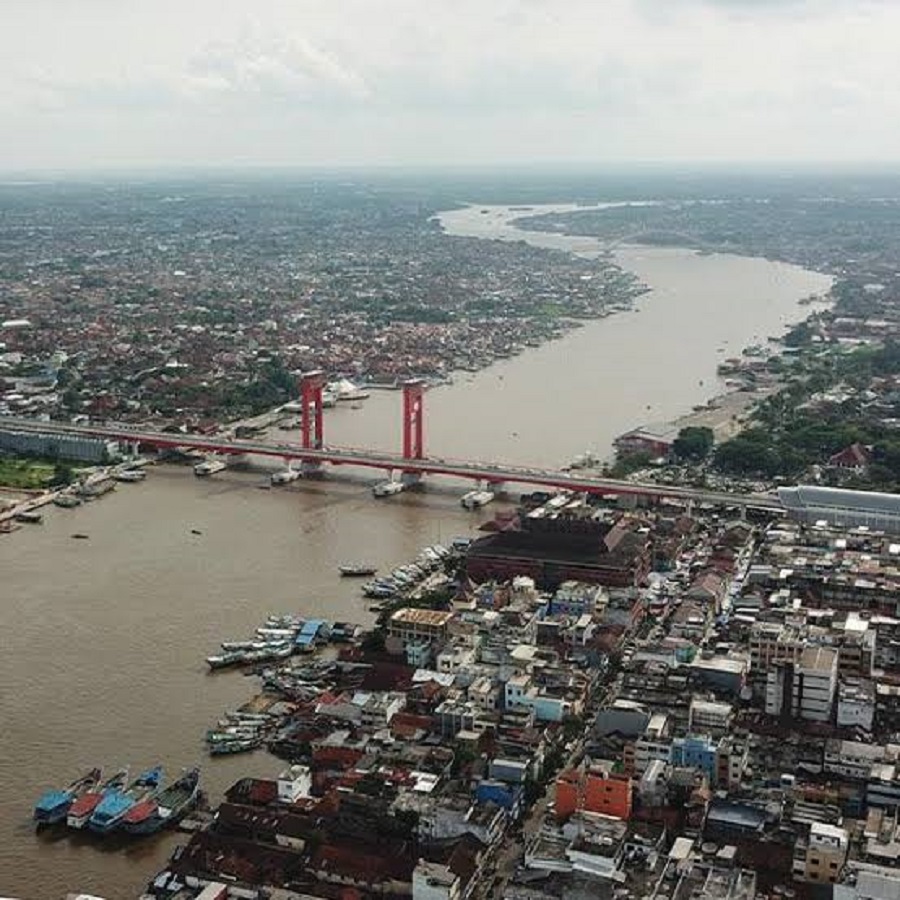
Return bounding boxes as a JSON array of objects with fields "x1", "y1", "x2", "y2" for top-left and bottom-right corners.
[
  {"x1": 93, "y1": 790, "x2": 134, "y2": 820},
  {"x1": 35, "y1": 789, "x2": 71, "y2": 812}
]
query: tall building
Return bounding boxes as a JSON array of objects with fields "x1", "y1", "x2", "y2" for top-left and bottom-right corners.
[{"x1": 765, "y1": 646, "x2": 838, "y2": 723}]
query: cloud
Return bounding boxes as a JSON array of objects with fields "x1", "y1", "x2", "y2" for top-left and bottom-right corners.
[
  {"x1": 2, "y1": 0, "x2": 900, "y2": 168},
  {"x1": 184, "y1": 32, "x2": 371, "y2": 105},
  {"x1": 11, "y1": 28, "x2": 370, "y2": 115}
]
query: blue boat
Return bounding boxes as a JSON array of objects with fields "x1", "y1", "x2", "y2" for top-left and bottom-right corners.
[
  {"x1": 33, "y1": 767, "x2": 102, "y2": 825},
  {"x1": 87, "y1": 765, "x2": 164, "y2": 834}
]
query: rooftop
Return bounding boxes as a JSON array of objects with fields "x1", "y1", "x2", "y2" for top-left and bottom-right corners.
[{"x1": 391, "y1": 608, "x2": 455, "y2": 627}]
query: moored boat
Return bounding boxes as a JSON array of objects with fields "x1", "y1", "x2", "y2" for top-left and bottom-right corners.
[
  {"x1": 33, "y1": 767, "x2": 102, "y2": 826},
  {"x1": 206, "y1": 651, "x2": 247, "y2": 670},
  {"x1": 87, "y1": 766, "x2": 164, "y2": 834},
  {"x1": 339, "y1": 564, "x2": 378, "y2": 577},
  {"x1": 67, "y1": 768, "x2": 129, "y2": 829},
  {"x1": 209, "y1": 738, "x2": 261, "y2": 756},
  {"x1": 121, "y1": 767, "x2": 200, "y2": 835},
  {"x1": 194, "y1": 460, "x2": 227, "y2": 477}
]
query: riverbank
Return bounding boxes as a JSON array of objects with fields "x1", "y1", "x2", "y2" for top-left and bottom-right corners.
[{"x1": 437, "y1": 205, "x2": 833, "y2": 463}]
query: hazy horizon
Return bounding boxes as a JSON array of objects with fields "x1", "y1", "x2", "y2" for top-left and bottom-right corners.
[{"x1": 4, "y1": 0, "x2": 900, "y2": 172}]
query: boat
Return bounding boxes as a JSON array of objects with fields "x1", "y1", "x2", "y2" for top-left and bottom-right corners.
[
  {"x1": 339, "y1": 564, "x2": 377, "y2": 577},
  {"x1": 120, "y1": 767, "x2": 200, "y2": 835},
  {"x1": 67, "y1": 768, "x2": 129, "y2": 829},
  {"x1": 208, "y1": 737, "x2": 261, "y2": 755},
  {"x1": 271, "y1": 467, "x2": 301, "y2": 485},
  {"x1": 14, "y1": 510, "x2": 43, "y2": 524},
  {"x1": 461, "y1": 489, "x2": 495, "y2": 510},
  {"x1": 87, "y1": 766, "x2": 164, "y2": 834},
  {"x1": 33, "y1": 767, "x2": 102, "y2": 825},
  {"x1": 113, "y1": 469, "x2": 146, "y2": 483},
  {"x1": 71, "y1": 533, "x2": 90, "y2": 540},
  {"x1": 373, "y1": 480, "x2": 404, "y2": 498},
  {"x1": 193, "y1": 460, "x2": 227, "y2": 477},
  {"x1": 206, "y1": 650, "x2": 248, "y2": 670}
]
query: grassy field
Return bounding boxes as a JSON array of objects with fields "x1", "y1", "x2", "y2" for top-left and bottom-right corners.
[{"x1": 0, "y1": 457, "x2": 57, "y2": 489}]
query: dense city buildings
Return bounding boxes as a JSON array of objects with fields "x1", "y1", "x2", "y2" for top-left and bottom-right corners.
[
  {"x1": 0, "y1": 182, "x2": 645, "y2": 428},
  {"x1": 106, "y1": 484, "x2": 900, "y2": 899},
  {"x1": 9, "y1": 174, "x2": 900, "y2": 899}
]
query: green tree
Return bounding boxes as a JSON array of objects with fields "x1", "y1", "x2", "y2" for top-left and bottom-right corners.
[
  {"x1": 672, "y1": 426, "x2": 715, "y2": 461},
  {"x1": 50, "y1": 463, "x2": 74, "y2": 487},
  {"x1": 714, "y1": 431, "x2": 781, "y2": 477}
]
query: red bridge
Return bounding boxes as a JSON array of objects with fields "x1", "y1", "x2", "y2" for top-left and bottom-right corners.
[{"x1": 1, "y1": 372, "x2": 782, "y2": 511}]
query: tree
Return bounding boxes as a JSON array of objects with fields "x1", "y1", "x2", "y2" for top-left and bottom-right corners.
[
  {"x1": 49, "y1": 462, "x2": 74, "y2": 487},
  {"x1": 714, "y1": 432, "x2": 781, "y2": 477},
  {"x1": 672, "y1": 426, "x2": 714, "y2": 461}
]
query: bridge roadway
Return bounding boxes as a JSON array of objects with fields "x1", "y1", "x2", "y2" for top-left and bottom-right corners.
[{"x1": 1, "y1": 416, "x2": 783, "y2": 511}]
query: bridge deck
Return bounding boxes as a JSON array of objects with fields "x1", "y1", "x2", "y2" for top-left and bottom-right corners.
[{"x1": 0, "y1": 417, "x2": 782, "y2": 510}]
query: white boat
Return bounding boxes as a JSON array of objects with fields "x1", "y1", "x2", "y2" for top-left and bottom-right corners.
[
  {"x1": 461, "y1": 490, "x2": 495, "y2": 509},
  {"x1": 328, "y1": 378, "x2": 370, "y2": 402},
  {"x1": 113, "y1": 469, "x2": 147, "y2": 483},
  {"x1": 271, "y1": 467, "x2": 300, "y2": 485},
  {"x1": 194, "y1": 460, "x2": 227, "y2": 477},
  {"x1": 373, "y1": 480, "x2": 404, "y2": 498}
]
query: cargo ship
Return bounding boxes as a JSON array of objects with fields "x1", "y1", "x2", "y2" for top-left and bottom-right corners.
[{"x1": 33, "y1": 767, "x2": 102, "y2": 825}]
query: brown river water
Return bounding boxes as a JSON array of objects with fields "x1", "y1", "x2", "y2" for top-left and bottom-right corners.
[{"x1": 0, "y1": 205, "x2": 831, "y2": 899}]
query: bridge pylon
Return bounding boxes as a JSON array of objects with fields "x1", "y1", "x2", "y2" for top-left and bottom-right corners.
[
  {"x1": 299, "y1": 370, "x2": 326, "y2": 474},
  {"x1": 401, "y1": 379, "x2": 426, "y2": 487}
]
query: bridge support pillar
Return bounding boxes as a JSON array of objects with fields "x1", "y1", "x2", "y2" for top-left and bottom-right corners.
[
  {"x1": 402, "y1": 379, "x2": 425, "y2": 461},
  {"x1": 401, "y1": 379, "x2": 426, "y2": 488},
  {"x1": 299, "y1": 370, "x2": 326, "y2": 475}
]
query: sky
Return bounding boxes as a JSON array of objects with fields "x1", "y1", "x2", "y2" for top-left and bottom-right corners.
[{"x1": 2, "y1": 0, "x2": 899, "y2": 171}]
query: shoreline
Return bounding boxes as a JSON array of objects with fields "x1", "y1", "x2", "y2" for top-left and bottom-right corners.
[{"x1": 439, "y1": 203, "x2": 834, "y2": 458}]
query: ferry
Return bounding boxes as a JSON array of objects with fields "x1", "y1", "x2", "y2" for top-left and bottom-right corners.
[
  {"x1": 373, "y1": 480, "x2": 404, "y2": 498},
  {"x1": 193, "y1": 460, "x2": 227, "y2": 477},
  {"x1": 33, "y1": 767, "x2": 102, "y2": 825}
]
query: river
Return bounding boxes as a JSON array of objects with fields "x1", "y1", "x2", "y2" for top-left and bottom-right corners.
[{"x1": 0, "y1": 204, "x2": 831, "y2": 900}]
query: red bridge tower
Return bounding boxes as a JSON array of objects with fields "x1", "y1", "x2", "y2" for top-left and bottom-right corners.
[
  {"x1": 299, "y1": 370, "x2": 326, "y2": 451},
  {"x1": 402, "y1": 379, "x2": 425, "y2": 461}
]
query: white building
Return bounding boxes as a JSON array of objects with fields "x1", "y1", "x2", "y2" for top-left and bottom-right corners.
[
  {"x1": 766, "y1": 646, "x2": 838, "y2": 722},
  {"x1": 633, "y1": 713, "x2": 672, "y2": 775},
  {"x1": 689, "y1": 699, "x2": 733, "y2": 733},
  {"x1": 412, "y1": 860, "x2": 461, "y2": 900},
  {"x1": 277, "y1": 765, "x2": 312, "y2": 804},
  {"x1": 837, "y1": 680, "x2": 876, "y2": 732}
]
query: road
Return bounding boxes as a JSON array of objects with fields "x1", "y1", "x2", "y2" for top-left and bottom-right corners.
[{"x1": 0, "y1": 416, "x2": 784, "y2": 511}]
